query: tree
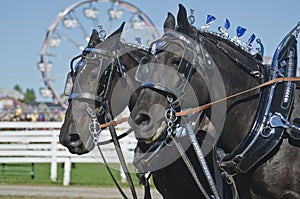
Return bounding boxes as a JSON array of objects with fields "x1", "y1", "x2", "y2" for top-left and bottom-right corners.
[
  {"x1": 13, "y1": 85, "x2": 36, "y2": 103},
  {"x1": 13, "y1": 84, "x2": 22, "y2": 93},
  {"x1": 23, "y1": 88, "x2": 36, "y2": 103}
]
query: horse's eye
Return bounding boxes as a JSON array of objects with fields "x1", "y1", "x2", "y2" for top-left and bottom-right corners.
[{"x1": 172, "y1": 58, "x2": 181, "y2": 66}]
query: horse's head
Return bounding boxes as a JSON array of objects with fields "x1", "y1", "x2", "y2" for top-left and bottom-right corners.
[
  {"x1": 129, "y1": 4, "x2": 262, "y2": 172},
  {"x1": 60, "y1": 23, "x2": 147, "y2": 154},
  {"x1": 128, "y1": 5, "x2": 226, "y2": 171}
]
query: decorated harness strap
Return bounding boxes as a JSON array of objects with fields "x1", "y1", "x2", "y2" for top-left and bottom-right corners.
[{"x1": 218, "y1": 23, "x2": 300, "y2": 177}]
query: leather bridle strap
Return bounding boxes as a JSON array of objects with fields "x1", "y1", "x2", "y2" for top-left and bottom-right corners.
[
  {"x1": 175, "y1": 77, "x2": 300, "y2": 117},
  {"x1": 100, "y1": 117, "x2": 129, "y2": 128}
]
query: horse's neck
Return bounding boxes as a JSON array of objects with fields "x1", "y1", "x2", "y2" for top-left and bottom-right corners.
[{"x1": 201, "y1": 33, "x2": 262, "y2": 151}]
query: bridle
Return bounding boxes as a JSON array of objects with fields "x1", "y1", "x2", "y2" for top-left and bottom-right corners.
[
  {"x1": 137, "y1": 31, "x2": 202, "y2": 97},
  {"x1": 133, "y1": 30, "x2": 209, "y2": 134},
  {"x1": 65, "y1": 45, "x2": 140, "y2": 199},
  {"x1": 67, "y1": 47, "x2": 122, "y2": 104},
  {"x1": 65, "y1": 47, "x2": 120, "y2": 138},
  {"x1": 132, "y1": 30, "x2": 225, "y2": 198}
]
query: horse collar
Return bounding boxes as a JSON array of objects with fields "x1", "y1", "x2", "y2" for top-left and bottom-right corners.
[{"x1": 218, "y1": 23, "x2": 300, "y2": 178}]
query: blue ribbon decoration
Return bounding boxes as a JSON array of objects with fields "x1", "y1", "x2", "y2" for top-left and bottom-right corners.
[
  {"x1": 236, "y1": 26, "x2": 246, "y2": 37},
  {"x1": 247, "y1": 34, "x2": 256, "y2": 47},
  {"x1": 134, "y1": 37, "x2": 141, "y2": 45},
  {"x1": 224, "y1": 18, "x2": 230, "y2": 30},
  {"x1": 188, "y1": 9, "x2": 195, "y2": 25},
  {"x1": 206, "y1": 15, "x2": 216, "y2": 25}
]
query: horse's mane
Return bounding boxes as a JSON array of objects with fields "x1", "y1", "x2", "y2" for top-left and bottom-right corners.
[
  {"x1": 174, "y1": 24, "x2": 263, "y2": 64},
  {"x1": 199, "y1": 30, "x2": 263, "y2": 62}
]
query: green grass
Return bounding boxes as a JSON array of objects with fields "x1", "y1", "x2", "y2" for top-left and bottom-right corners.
[{"x1": 0, "y1": 163, "x2": 142, "y2": 187}]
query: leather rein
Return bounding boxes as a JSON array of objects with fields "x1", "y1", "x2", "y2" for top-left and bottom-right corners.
[{"x1": 100, "y1": 77, "x2": 300, "y2": 128}]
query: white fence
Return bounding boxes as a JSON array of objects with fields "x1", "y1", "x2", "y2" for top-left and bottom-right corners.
[{"x1": 0, "y1": 122, "x2": 136, "y2": 185}]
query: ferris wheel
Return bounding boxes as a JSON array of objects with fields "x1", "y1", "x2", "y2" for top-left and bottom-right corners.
[{"x1": 38, "y1": 0, "x2": 160, "y2": 109}]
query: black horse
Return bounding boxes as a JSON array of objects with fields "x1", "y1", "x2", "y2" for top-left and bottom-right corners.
[
  {"x1": 128, "y1": 4, "x2": 300, "y2": 199},
  {"x1": 59, "y1": 23, "x2": 148, "y2": 155}
]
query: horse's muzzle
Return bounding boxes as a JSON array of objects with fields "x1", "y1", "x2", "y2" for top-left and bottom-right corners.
[
  {"x1": 60, "y1": 132, "x2": 94, "y2": 155},
  {"x1": 128, "y1": 112, "x2": 167, "y2": 143}
]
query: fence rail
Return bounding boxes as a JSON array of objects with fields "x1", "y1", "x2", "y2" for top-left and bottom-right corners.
[{"x1": 0, "y1": 122, "x2": 136, "y2": 185}]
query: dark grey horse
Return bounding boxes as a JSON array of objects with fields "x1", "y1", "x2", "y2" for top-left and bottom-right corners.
[
  {"x1": 59, "y1": 23, "x2": 148, "y2": 155},
  {"x1": 128, "y1": 4, "x2": 300, "y2": 199}
]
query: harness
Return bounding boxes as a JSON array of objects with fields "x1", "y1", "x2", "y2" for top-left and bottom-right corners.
[
  {"x1": 130, "y1": 23, "x2": 300, "y2": 199},
  {"x1": 64, "y1": 23, "x2": 300, "y2": 199},
  {"x1": 215, "y1": 23, "x2": 300, "y2": 184},
  {"x1": 166, "y1": 25, "x2": 300, "y2": 198}
]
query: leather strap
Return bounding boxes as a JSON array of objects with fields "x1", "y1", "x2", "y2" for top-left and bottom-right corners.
[
  {"x1": 175, "y1": 77, "x2": 300, "y2": 117},
  {"x1": 100, "y1": 117, "x2": 129, "y2": 128}
]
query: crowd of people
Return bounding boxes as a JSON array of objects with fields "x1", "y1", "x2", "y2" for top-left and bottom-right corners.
[{"x1": 0, "y1": 106, "x2": 65, "y2": 122}]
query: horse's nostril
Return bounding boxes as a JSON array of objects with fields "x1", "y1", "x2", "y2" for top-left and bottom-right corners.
[
  {"x1": 69, "y1": 134, "x2": 82, "y2": 147},
  {"x1": 70, "y1": 134, "x2": 80, "y2": 141},
  {"x1": 135, "y1": 113, "x2": 151, "y2": 127}
]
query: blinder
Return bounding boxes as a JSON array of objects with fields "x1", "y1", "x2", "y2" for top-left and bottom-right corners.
[
  {"x1": 135, "y1": 30, "x2": 209, "y2": 103},
  {"x1": 64, "y1": 47, "x2": 122, "y2": 104},
  {"x1": 63, "y1": 55, "x2": 84, "y2": 96},
  {"x1": 63, "y1": 71, "x2": 74, "y2": 96}
]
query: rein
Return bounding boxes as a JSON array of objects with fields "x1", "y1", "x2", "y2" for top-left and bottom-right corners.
[
  {"x1": 176, "y1": 77, "x2": 300, "y2": 117},
  {"x1": 100, "y1": 77, "x2": 300, "y2": 128}
]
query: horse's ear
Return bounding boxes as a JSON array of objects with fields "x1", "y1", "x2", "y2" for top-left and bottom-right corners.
[
  {"x1": 87, "y1": 29, "x2": 101, "y2": 48},
  {"x1": 102, "y1": 22, "x2": 125, "y2": 49},
  {"x1": 106, "y1": 22, "x2": 125, "y2": 40},
  {"x1": 163, "y1": 12, "x2": 175, "y2": 32},
  {"x1": 177, "y1": 4, "x2": 191, "y2": 35}
]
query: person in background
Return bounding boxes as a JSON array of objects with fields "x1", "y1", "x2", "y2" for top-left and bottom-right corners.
[
  {"x1": 38, "y1": 112, "x2": 45, "y2": 122},
  {"x1": 15, "y1": 105, "x2": 22, "y2": 121},
  {"x1": 31, "y1": 111, "x2": 38, "y2": 122}
]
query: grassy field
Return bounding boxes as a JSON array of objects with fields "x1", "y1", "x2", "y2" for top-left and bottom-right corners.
[{"x1": 0, "y1": 163, "x2": 141, "y2": 187}]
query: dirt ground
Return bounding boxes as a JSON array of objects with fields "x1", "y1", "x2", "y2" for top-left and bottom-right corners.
[{"x1": 0, "y1": 185, "x2": 162, "y2": 199}]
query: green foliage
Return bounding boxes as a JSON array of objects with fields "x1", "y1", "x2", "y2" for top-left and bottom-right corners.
[
  {"x1": 13, "y1": 85, "x2": 22, "y2": 93},
  {"x1": 23, "y1": 88, "x2": 36, "y2": 103},
  {"x1": 12, "y1": 85, "x2": 36, "y2": 103}
]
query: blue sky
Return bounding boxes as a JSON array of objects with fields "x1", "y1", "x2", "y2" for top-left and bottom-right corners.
[{"x1": 0, "y1": 0, "x2": 299, "y2": 102}]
